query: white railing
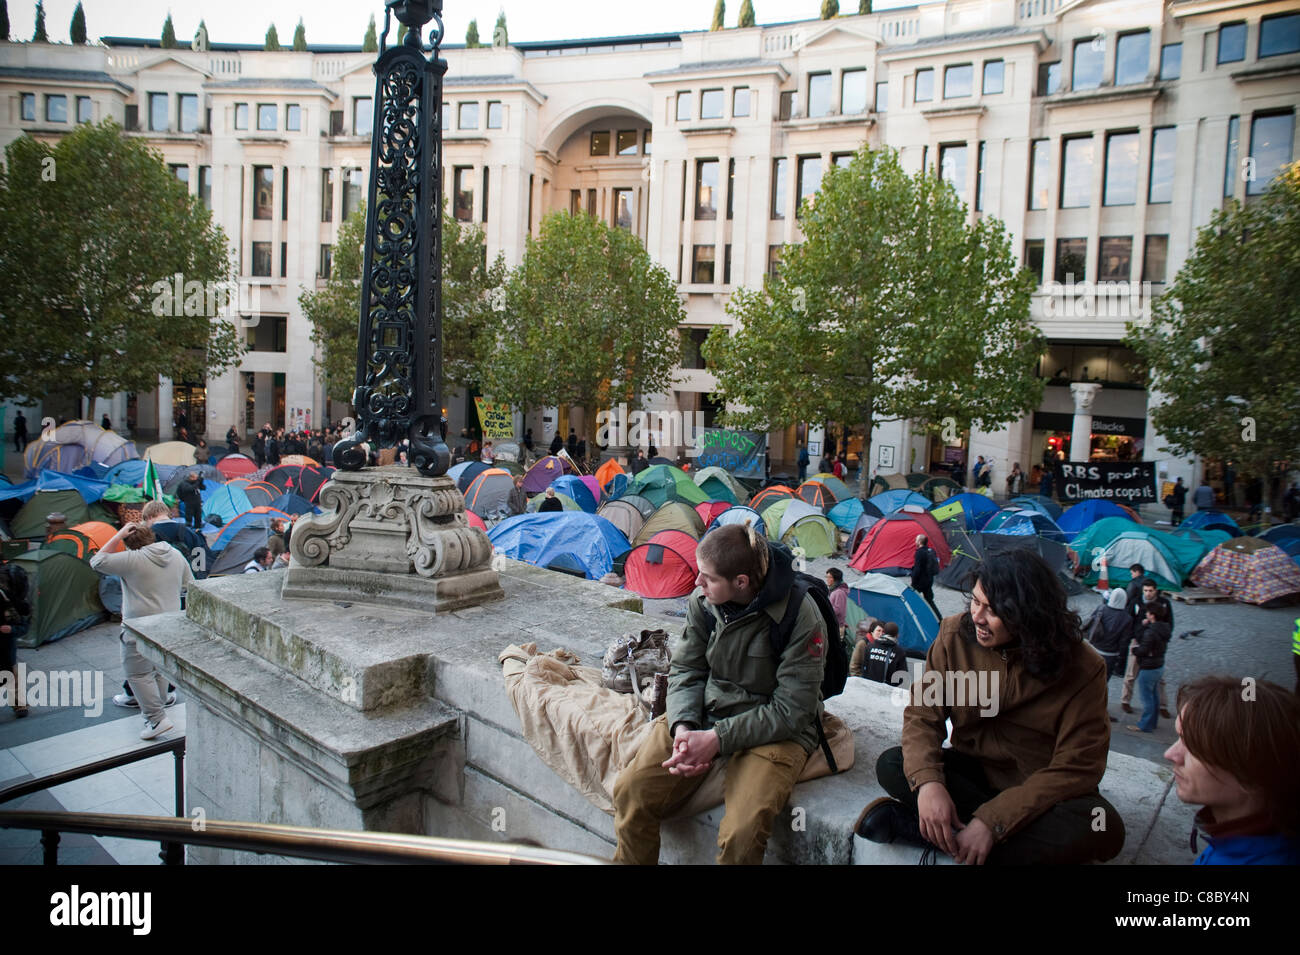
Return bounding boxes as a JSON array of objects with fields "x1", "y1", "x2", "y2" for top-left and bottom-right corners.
[
  {"x1": 763, "y1": 30, "x2": 805, "y2": 54},
  {"x1": 1017, "y1": 0, "x2": 1061, "y2": 21},
  {"x1": 881, "y1": 17, "x2": 920, "y2": 41},
  {"x1": 209, "y1": 56, "x2": 242, "y2": 75}
]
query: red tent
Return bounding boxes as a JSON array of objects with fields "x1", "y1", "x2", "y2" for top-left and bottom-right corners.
[
  {"x1": 849, "y1": 512, "x2": 951, "y2": 575},
  {"x1": 216, "y1": 453, "x2": 258, "y2": 478},
  {"x1": 695, "y1": 501, "x2": 731, "y2": 527},
  {"x1": 624, "y1": 530, "x2": 700, "y2": 598},
  {"x1": 466, "y1": 511, "x2": 488, "y2": 532}
]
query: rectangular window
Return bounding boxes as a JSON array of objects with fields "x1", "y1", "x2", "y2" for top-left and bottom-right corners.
[
  {"x1": 1024, "y1": 239, "x2": 1045, "y2": 284},
  {"x1": 733, "y1": 87, "x2": 751, "y2": 118},
  {"x1": 1248, "y1": 111, "x2": 1296, "y2": 196},
  {"x1": 841, "y1": 69, "x2": 868, "y2": 114},
  {"x1": 915, "y1": 68, "x2": 934, "y2": 103},
  {"x1": 45, "y1": 94, "x2": 67, "y2": 123},
  {"x1": 875, "y1": 81, "x2": 888, "y2": 112},
  {"x1": 1159, "y1": 43, "x2": 1182, "y2": 81},
  {"x1": 257, "y1": 104, "x2": 276, "y2": 131},
  {"x1": 1218, "y1": 22, "x2": 1246, "y2": 64},
  {"x1": 1260, "y1": 12, "x2": 1300, "y2": 58},
  {"x1": 695, "y1": 159, "x2": 719, "y2": 219},
  {"x1": 571, "y1": 189, "x2": 582, "y2": 216},
  {"x1": 771, "y1": 157, "x2": 788, "y2": 219},
  {"x1": 331, "y1": 109, "x2": 345, "y2": 135},
  {"x1": 199, "y1": 166, "x2": 212, "y2": 209},
  {"x1": 1224, "y1": 115, "x2": 1240, "y2": 197},
  {"x1": 616, "y1": 130, "x2": 638, "y2": 155},
  {"x1": 1098, "y1": 236, "x2": 1132, "y2": 282},
  {"x1": 767, "y1": 245, "x2": 783, "y2": 280},
  {"x1": 319, "y1": 244, "x2": 332, "y2": 279},
  {"x1": 1103, "y1": 131, "x2": 1139, "y2": 206},
  {"x1": 487, "y1": 101, "x2": 504, "y2": 129},
  {"x1": 454, "y1": 166, "x2": 474, "y2": 221},
  {"x1": 321, "y1": 169, "x2": 334, "y2": 222},
  {"x1": 590, "y1": 131, "x2": 611, "y2": 156},
  {"x1": 982, "y1": 59, "x2": 1004, "y2": 95},
  {"x1": 1072, "y1": 38, "x2": 1104, "y2": 91},
  {"x1": 944, "y1": 64, "x2": 973, "y2": 99},
  {"x1": 251, "y1": 242, "x2": 272, "y2": 277},
  {"x1": 975, "y1": 141, "x2": 987, "y2": 212},
  {"x1": 587, "y1": 189, "x2": 597, "y2": 216},
  {"x1": 1055, "y1": 237, "x2": 1088, "y2": 283},
  {"x1": 723, "y1": 244, "x2": 732, "y2": 285},
  {"x1": 1028, "y1": 138, "x2": 1050, "y2": 209},
  {"x1": 1038, "y1": 61, "x2": 1061, "y2": 95},
  {"x1": 20, "y1": 93, "x2": 35, "y2": 121},
  {"x1": 701, "y1": 88, "x2": 724, "y2": 120},
  {"x1": 170, "y1": 164, "x2": 190, "y2": 187},
  {"x1": 178, "y1": 94, "x2": 198, "y2": 132},
  {"x1": 833, "y1": 152, "x2": 854, "y2": 169},
  {"x1": 1142, "y1": 235, "x2": 1168, "y2": 284},
  {"x1": 253, "y1": 165, "x2": 274, "y2": 220},
  {"x1": 457, "y1": 101, "x2": 478, "y2": 130},
  {"x1": 149, "y1": 92, "x2": 167, "y2": 130},
  {"x1": 440, "y1": 103, "x2": 450, "y2": 132},
  {"x1": 808, "y1": 73, "x2": 832, "y2": 117},
  {"x1": 1060, "y1": 135, "x2": 1094, "y2": 209},
  {"x1": 726, "y1": 158, "x2": 735, "y2": 220},
  {"x1": 676, "y1": 91, "x2": 692, "y2": 122},
  {"x1": 482, "y1": 167, "x2": 490, "y2": 223},
  {"x1": 286, "y1": 104, "x2": 301, "y2": 131},
  {"x1": 797, "y1": 155, "x2": 823, "y2": 215},
  {"x1": 235, "y1": 103, "x2": 248, "y2": 130},
  {"x1": 342, "y1": 167, "x2": 364, "y2": 219},
  {"x1": 353, "y1": 97, "x2": 373, "y2": 134},
  {"x1": 613, "y1": 188, "x2": 633, "y2": 230},
  {"x1": 778, "y1": 90, "x2": 796, "y2": 120},
  {"x1": 692, "y1": 245, "x2": 716, "y2": 284},
  {"x1": 280, "y1": 168, "x2": 287, "y2": 220},
  {"x1": 644, "y1": 129, "x2": 652, "y2": 155},
  {"x1": 1149, "y1": 127, "x2": 1176, "y2": 204},
  {"x1": 939, "y1": 143, "x2": 968, "y2": 199},
  {"x1": 1115, "y1": 31, "x2": 1150, "y2": 86},
  {"x1": 280, "y1": 242, "x2": 287, "y2": 278}
]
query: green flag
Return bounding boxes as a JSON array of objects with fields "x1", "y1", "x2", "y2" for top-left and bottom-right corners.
[{"x1": 143, "y1": 459, "x2": 163, "y2": 502}]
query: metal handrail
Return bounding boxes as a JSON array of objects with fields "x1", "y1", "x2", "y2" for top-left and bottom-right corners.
[{"x1": 0, "y1": 810, "x2": 607, "y2": 865}]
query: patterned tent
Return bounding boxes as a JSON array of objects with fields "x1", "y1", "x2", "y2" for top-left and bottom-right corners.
[{"x1": 1191, "y1": 537, "x2": 1300, "y2": 606}]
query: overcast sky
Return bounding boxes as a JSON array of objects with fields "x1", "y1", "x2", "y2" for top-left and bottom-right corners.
[{"x1": 12, "y1": 1, "x2": 911, "y2": 47}]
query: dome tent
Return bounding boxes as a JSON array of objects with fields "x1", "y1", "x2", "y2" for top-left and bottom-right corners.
[
  {"x1": 488, "y1": 512, "x2": 630, "y2": 580},
  {"x1": 624, "y1": 530, "x2": 700, "y2": 598},
  {"x1": 849, "y1": 511, "x2": 951, "y2": 575},
  {"x1": 845, "y1": 574, "x2": 940, "y2": 658}
]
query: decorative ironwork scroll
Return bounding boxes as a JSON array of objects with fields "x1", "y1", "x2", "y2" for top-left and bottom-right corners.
[{"x1": 334, "y1": 1, "x2": 450, "y2": 477}]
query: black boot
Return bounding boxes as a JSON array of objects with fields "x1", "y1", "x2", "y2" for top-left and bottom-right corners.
[{"x1": 854, "y1": 797, "x2": 931, "y2": 847}]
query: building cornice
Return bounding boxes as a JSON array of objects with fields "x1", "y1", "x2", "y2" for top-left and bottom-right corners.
[
  {"x1": 1230, "y1": 60, "x2": 1300, "y2": 84},
  {"x1": 444, "y1": 75, "x2": 547, "y2": 107},
  {"x1": 878, "y1": 27, "x2": 1048, "y2": 62},
  {"x1": 646, "y1": 59, "x2": 789, "y2": 85},
  {"x1": 921, "y1": 104, "x2": 988, "y2": 120},
  {"x1": 0, "y1": 65, "x2": 133, "y2": 95},
  {"x1": 1043, "y1": 82, "x2": 1162, "y2": 109}
]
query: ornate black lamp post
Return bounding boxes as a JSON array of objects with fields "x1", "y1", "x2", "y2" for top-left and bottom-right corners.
[{"x1": 333, "y1": 0, "x2": 450, "y2": 477}]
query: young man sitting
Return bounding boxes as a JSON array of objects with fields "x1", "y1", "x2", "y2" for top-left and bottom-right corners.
[
  {"x1": 856, "y1": 549, "x2": 1125, "y2": 865},
  {"x1": 612, "y1": 523, "x2": 826, "y2": 865}
]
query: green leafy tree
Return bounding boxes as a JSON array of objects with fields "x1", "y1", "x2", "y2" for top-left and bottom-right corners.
[
  {"x1": 703, "y1": 146, "x2": 1042, "y2": 494},
  {"x1": 1125, "y1": 163, "x2": 1300, "y2": 481},
  {"x1": 711, "y1": 1, "x2": 725, "y2": 31},
  {"x1": 738, "y1": 0, "x2": 756, "y2": 27},
  {"x1": 821, "y1": 0, "x2": 839, "y2": 18},
  {"x1": 859, "y1": 0, "x2": 872, "y2": 13},
  {"x1": 362, "y1": 14, "x2": 377, "y2": 53},
  {"x1": 292, "y1": 18, "x2": 306, "y2": 51},
  {"x1": 483, "y1": 212, "x2": 686, "y2": 446},
  {"x1": 493, "y1": 10, "x2": 508, "y2": 47},
  {"x1": 69, "y1": 1, "x2": 86, "y2": 43},
  {"x1": 300, "y1": 202, "x2": 506, "y2": 405},
  {"x1": 264, "y1": 23, "x2": 280, "y2": 51},
  {"x1": 0, "y1": 121, "x2": 245, "y2": 416},
  {"x1": 465, "y1": 18, "x2": 480, "y2": 47},
  {"x1": 160, "y1": 12, "x2": 175, "y2": 48},
  {"x1": 32, "y1": 0, "x2": 47, "y2": 42}
]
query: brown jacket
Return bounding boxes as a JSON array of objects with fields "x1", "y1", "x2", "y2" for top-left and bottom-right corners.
[{"x1": 901, "y1": 615, "x2": 1110, "y2": 842}]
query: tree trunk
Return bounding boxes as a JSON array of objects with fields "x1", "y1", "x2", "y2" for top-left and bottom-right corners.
[{"x1": 858, "y1": 358, "x2": 874, "y2": 500}]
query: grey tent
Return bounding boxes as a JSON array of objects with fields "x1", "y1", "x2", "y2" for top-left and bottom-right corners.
[
  {"x1": 597, "y1": 499, "x2": 649, "y2": 543},
  {"x1": 208, "y1": 524, "x2": 272, "y2": 576}
]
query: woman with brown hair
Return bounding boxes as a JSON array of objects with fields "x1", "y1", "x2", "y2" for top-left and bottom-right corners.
[{"x1": 1164, "y1": 676, "x2": 1300, "y2": 865}]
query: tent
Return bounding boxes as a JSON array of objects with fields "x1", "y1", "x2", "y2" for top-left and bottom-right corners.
[
  {"x1": 695, "y1": 501, "x2": 732, "y2": 527},
  {"x1": 929, "y1": 492, "x2": 999, "y2": 531},
  {"x1": 240, "y1": 481, "x2": 282, "y2": 508},
  {"x1": 209, "y1": 524, "x2": 273, "y2": 576},
  {"x1": 633, "y1": 501, "x2": 706, "y2": 546},
  {"x1": 465, "y1": 468, "x2": 518, "y2": 519},
  {"x1": 920, "y1": 476, "x2": 963, "y2": 502},
  {"x1": 144, "y1": 441, "x2": 198, "y2": 466},
  {"x1": 10, "y1": 549, "x2": 107, "y2": 647},
  {"x1": 937, "y1": 530, "x2": 1077, "y2": 594},
  {"x1": 466, "y1": 510, "x2": 488, "y2": 533},
  {"x1": 1009, "y1": 495, "x2": 1064, "y2": 520},
  {"x1": 280, "y1": 454, "x2": 319, "y2": 467},
  {"x1": 602, "y1": 473, "x2": 630, "y2": 502},
  {"x1": 796, "y1": 480, "x2": 842, "y2": 511},
  {"x1": 1180, "y1": 510, "x2": 1243, "y2": 537},
  {"x1": 597, "y1": 499, "x2": 650, "y2": 542},
  {"x1": 1068, "y1": 518, "x2": 1209, "y2": 591},
  {"x1": 749, "y1": 485, "x2": 796, "y2": 514},
  {"x1": 1260, "y1": 526, "x2": 1300, "y2": 565},
  {"x1": 151, "y1": 521, "x2": 211, "y2": 578},
  {"x1": 982, "y1": 508, "x2": 1068, "y2": 544},
  {"x1": 267, "y1": 493, "x2": 318, "y2": 517},
  {"x1": 203, "y1": 484, "x2": 254, "y2": 528},
  {"x1": 527, "y1": 491, "x2": 582, "y2": 513},
  {"x1": 849, "y1": 511, "x2": 951, "y2": 575},
  {"x1": 693, "y1": 466, "x2": 746, "y2": 505},
  {"x1": 264, "y1": 464, "x2": 333, "y2": 502},
  {"x1": 1191, "y1": 537, "x2": 1300, "y2": 606},
  {"x1": 209, "y1": 507, "x2": 291, "y2": 552},
  {"x1": 453, "y1": 461, "x2": 492, "y2": 493},
  {"x1": 550, "y1": 474, "x2": 598, "y2": 514},
  {"x1": 447, "y1": 461, "x2": 481, "y2": 486},
  {"x1": 628, "y1": 465, "x2": 709, "y2": 508},
  {"x1": 595, "y1": 458, "x2": 625, "y2": 490},
  {"x1": 845, "y1": 574, "x2": 941, "y2": 657},
  {"x1": 763, "y1": 499, "x2": 839, "y2": 558},
  {"x1": 869, "y1": 473, "x2": 910, "y2": 495},
  {"x1": 101, "y1": 460, "x2": 151, "y2": 487},
  {"x1": 522, "y1": 455, "x2": 575, "y2": 493},
  {"x1": 624, "y1": 530, "x2": 700, "y2": 598},
  {"x1": 216, "y1": 453, "x2": 259, "y2": 479},
  {"x1": 24, "y1": 420, "x2": 138, "y2": 477},
  {"x1": 827, "y1": 498, "x2": 863, "y2": 532},
  {"x1": 1055, "y1": 499, "x2": 1138, "y2": 536},
  {"x1": 869, "y1": 489, "x2": 932, "y2": 514},
  {"x1": 848, "y1": 510, "x2": 885, "y2": 556},
  {"x1": 488, "y1": 512, "x2": 631, "y2": 580},
  {"x1": 162, "y1": 464, "x2": 223, "y2": 495},
  {"x1": 905, "y1": 472, "x2": 931, "y2": 490},
  {"x1": 45, "y1": 521, "x2": 117, "y2": 559},
  {"x1": 707, "y1": 505, "x2": 766, "y2": 537},
  {"x1": 10, "y1": 489, "x2": 91, "y2": 539}
]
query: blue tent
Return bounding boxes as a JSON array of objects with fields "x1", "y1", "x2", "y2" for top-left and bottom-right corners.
[
  {"x1": 868, "y1": 489, "x2": 931, "y2": 514},
  {"x1": 550, "y1": 475, "x2": 598, "y2": 513},
  {"x1": 1181, "y1": 509, "x2": 1242, "y2": 536},
  {"x1": 268, "y1": 493, "x2": 319, "y2": 516},
  {"x1": 983, "y1": 508, "x2": 1068, "y2": 543},
  {"x1": 707, "y1": 505, "x2": 766, "y2": 537},
  {"x1": 845, "y1": 574, "x2": 940, "y2": 657},
  {"x1": 208, "y1": 508, "x2": 291, "y2": 552},
  {"x1": 31, "y1": 469, "x2": 110, "y2": 504},
  {"x1": 1260, "y1": 525, "x2": 1300, "y2": 565},
  {"x1": 73, "y1": 463, "x2": 111, "y2": 480},
  {"x1": 151, "y1": 521, "x2": 211, "y2": 578},
  {"x1": 602, "y1": 473, "x2": 629, "y2": 502},
  {"x1": 827, "y1": 498, "x2": 866, "y2": 532},
  {"x1": 203, "y1": 485, "x2": 254, "y2": 530},
  {"x1": 0, "y1": 479, "x2": 37, "y2": 504},
  {"x1": 1056, "y1": 499, "x2": 1136, "y2": 536},
  {"x1": 488, "y1": 512, "x2": 630, "y2": 580},
  {"x1": 102, "y1": 460, "x2": 150, "y2": 486},
  {"x1": 1009, "y1": 495, "x2": 1064, "y2": 520},
  {"x1": 929, "y1": 492, "x2": 998, "y2": 531}
]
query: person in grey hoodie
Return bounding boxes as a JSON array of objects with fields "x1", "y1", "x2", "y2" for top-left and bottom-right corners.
[{"x1": 90, "y1": 522, "x2": 194, "y2": 739}]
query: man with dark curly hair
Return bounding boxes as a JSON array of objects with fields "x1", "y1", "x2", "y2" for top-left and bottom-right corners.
[{"x1": 855, "y1": 549, "x2": 1125, "y2": 864}]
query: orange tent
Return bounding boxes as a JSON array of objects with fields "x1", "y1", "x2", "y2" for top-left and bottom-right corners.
[
  {"x1": 46, "y1": 521, "x2": 118, "y2": 559},
  {"x1": 595, "y1": 458, "x2": 625, "y2": 489},
  {"x1": 280, "y1": 454, "x2": 319, "y2": 467}
]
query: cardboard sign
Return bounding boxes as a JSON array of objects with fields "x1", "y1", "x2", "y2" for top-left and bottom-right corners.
[
  {"x1": 474, "y1": 398, "x2": 515, "y2": 440},
  {"x1": 1055, "y1": 462, "x2": 1157, "y2": 503}
]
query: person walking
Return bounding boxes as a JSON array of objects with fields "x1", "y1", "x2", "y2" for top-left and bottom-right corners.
[
  {"x1": 910, "y1": 534, "x2": 942, "y2": 620},
  {"x1": 1127, "y1": 601, "x2": 1172, "y2": 734},
  {"x1": 1121, "y1": 577, "x2": 1172, "y2": 718},
  {"x1": 12, "y1": 410, "x2": 27, "y2": 453},
  {"x1": 796, "y1": 442, "x2": 809, "y2": 483},
  {"x1": 1005, "y1": 462, "x2": 1025, "y2": 497},
  {"x1": 1167, "y1": 477, "x2": 1187, "y2": 526}
]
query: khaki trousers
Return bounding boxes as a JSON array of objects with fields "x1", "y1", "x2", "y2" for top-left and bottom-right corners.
[
  {"x1": 1120, "y1": 648, "x2": 1166, "y2": 707},
  {"x1": 612, "y1": 716, "x2": 807, "y2": 865}
]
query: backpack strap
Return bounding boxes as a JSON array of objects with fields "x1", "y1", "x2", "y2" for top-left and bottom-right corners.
[{"x1": 767, "y1": 577, "x2": 810, "y2": 657}]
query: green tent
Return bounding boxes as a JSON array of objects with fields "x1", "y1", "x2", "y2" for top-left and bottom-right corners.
[
  {"x1": 629, "y1": 465, "x2": 710, "y2": 508},
  {"x1": 9, "y1": 549, "x2": 107, "y2": 647},
  {"x1": 1069, "y1": 517, "x2": 1210, "y2": 591},
  {"x1": 633, "y1": 502, "x2": 706, "y2": 546},
  {"x1": 693, "y1": 466, "x2": 746, "y2": 505},
  {"x1": 10, "y1": 489, "x2": 91, "y2": 539},
  {"x1": 526, "y1": 491, "x2": 581, "y2": 512}
]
